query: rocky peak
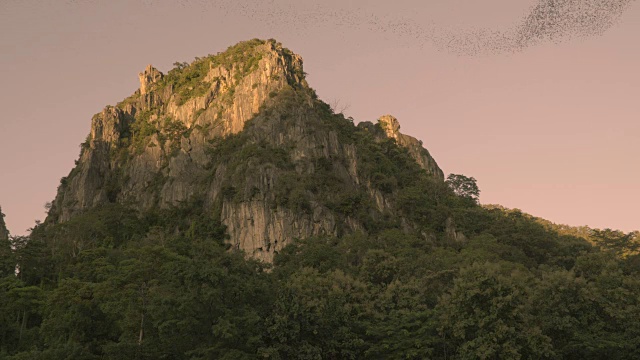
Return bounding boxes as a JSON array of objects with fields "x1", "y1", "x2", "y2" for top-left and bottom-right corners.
[
  {"x1": 138, "y1": 65, "x2": 164, "y2": 95},
  {"x1": 116, "y1": 39, "x2": 307, "y2": 134},
  {"x1": 50, "y1": 39, "x2": 310, "y2": 223},
  {"x1": 378, "y1": 114, "x2": 444, "y2": 179},
  {"x1": 47, "y1": 39, "x2": 445, "y2": 263},
  {"x1": 378, "y1": 114, "x2": 402, "y2": 140}
]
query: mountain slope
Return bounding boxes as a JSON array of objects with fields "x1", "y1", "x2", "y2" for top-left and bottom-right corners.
[{"x1": 46, "y1": 39, "x2": 444, "y2": 262}]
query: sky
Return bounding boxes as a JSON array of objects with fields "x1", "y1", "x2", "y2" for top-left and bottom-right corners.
[{"x1": 0, "y1": 0, "x2": 638, "y2": 235}]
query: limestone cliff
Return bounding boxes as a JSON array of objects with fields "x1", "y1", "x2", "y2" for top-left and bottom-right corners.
[{"x1": 47, "y1": 39, "x2": 444, "y2": 262}]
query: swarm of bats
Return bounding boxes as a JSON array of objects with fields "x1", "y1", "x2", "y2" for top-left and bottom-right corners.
[
  {"x1": 206, "y1": 0, "x2": 636, "y2": 55},
  {"x1": 100, "y1": 0, "x2": 634, "y2": 55},
  {"x1": 436, "y1": 0, "x2": 636, "y2": 55}
]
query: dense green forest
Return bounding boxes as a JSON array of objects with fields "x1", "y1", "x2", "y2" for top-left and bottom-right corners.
[{"x1": 1, "y1": 157, "x2": 639, "y2": 359}]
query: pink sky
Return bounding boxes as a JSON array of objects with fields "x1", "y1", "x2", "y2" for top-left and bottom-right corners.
[{"x1": 0, "y1": 0, "x2": 638, "y2": 235}]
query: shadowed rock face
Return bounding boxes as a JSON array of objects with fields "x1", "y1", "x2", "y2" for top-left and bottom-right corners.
[{"x1": 47, "y1": 39, "x2": 444, "y2": 262}]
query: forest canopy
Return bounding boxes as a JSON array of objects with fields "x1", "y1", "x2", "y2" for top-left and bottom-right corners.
[{"x1": 1, "y1": 186, "x2": 639, "y2": 359}]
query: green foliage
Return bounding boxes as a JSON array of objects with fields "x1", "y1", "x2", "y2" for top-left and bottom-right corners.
[
  {"x1": 260, "y1": 268, "x2": 367, "y2": 359},
  {"x1": 1, "y1": 202, "x2": 261, "y2": 359},
  {"x1": 0, "y1": 209, "x2": 14, "y2": 277},
  {"x1": 127, "y1": 109, "x2": 159, "y2": 154},
  {"x1": 437, "y1": 262, "x2": 553, "y2": 359},
  {"x1": 590, "y1": 228, "x2": 639, "y2": 256},
  {"x1": 4, "y1": 180, "x2": 639, "y2": 360},
  {"x1": 446, "y1": 173, "x2": 480, "y2": 204},
  {"x1": 161, "y1": 39, "x2": 268, "y2": 106},
  {"x1": 163, "y1": 57, "x2": 212, "y2": 106}
]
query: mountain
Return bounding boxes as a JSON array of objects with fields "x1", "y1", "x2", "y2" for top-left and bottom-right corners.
[
  {"x1": 3, "y1": 39, "x2": 639, "y2": 360},
  {"x1": 47, "y1": 39, "x2": 444, "y2": 262}
]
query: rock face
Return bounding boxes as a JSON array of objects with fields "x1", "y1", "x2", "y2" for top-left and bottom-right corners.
[{"x1": 47, "y1": 39, "x2": 444, "y2": 262}]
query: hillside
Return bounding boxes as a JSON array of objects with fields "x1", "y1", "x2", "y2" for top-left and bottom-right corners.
[{"x1": 1, "y1": 39, "x2": 639, "y2": 360}]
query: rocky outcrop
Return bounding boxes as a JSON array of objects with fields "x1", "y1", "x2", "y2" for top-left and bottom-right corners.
[
  {"x1": 378, "y1": 115, "x2": 444, "y2": 180},
  {"x1": 138, "y1": 65, "x2": 163, "y2": 95},
  {"x1": 357, "y1": 115, "x2": 444, "y2": 180},
  {"x1": 445, "y1": 216, "x2": 467, "y2": 249},
  {"x1": 47, "y1": 39, "x2": 444, "y2": 262}
]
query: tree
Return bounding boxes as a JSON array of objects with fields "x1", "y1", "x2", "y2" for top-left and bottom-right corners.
[
  {"x1": 446, "y1": 174, "x2": 480, "y2": 203},
  {"x1": 0, "y1": 207, "x2": 12, "y2": 276},
  {"x1": 260, "y1": 268, "x2": 367, "y2": 359},
  {"x1": 437, "y1": 262, "x2": 553, "y2": 359},
  {"x1": 0, "y1": 219, "x2": 13, "y2": 276},
  {"x1": 590, "y1": 229, "x2": 639, "y2": 257},
  {"x1": 328, "y1": 98, "x2": 350, "y2": 115}
]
